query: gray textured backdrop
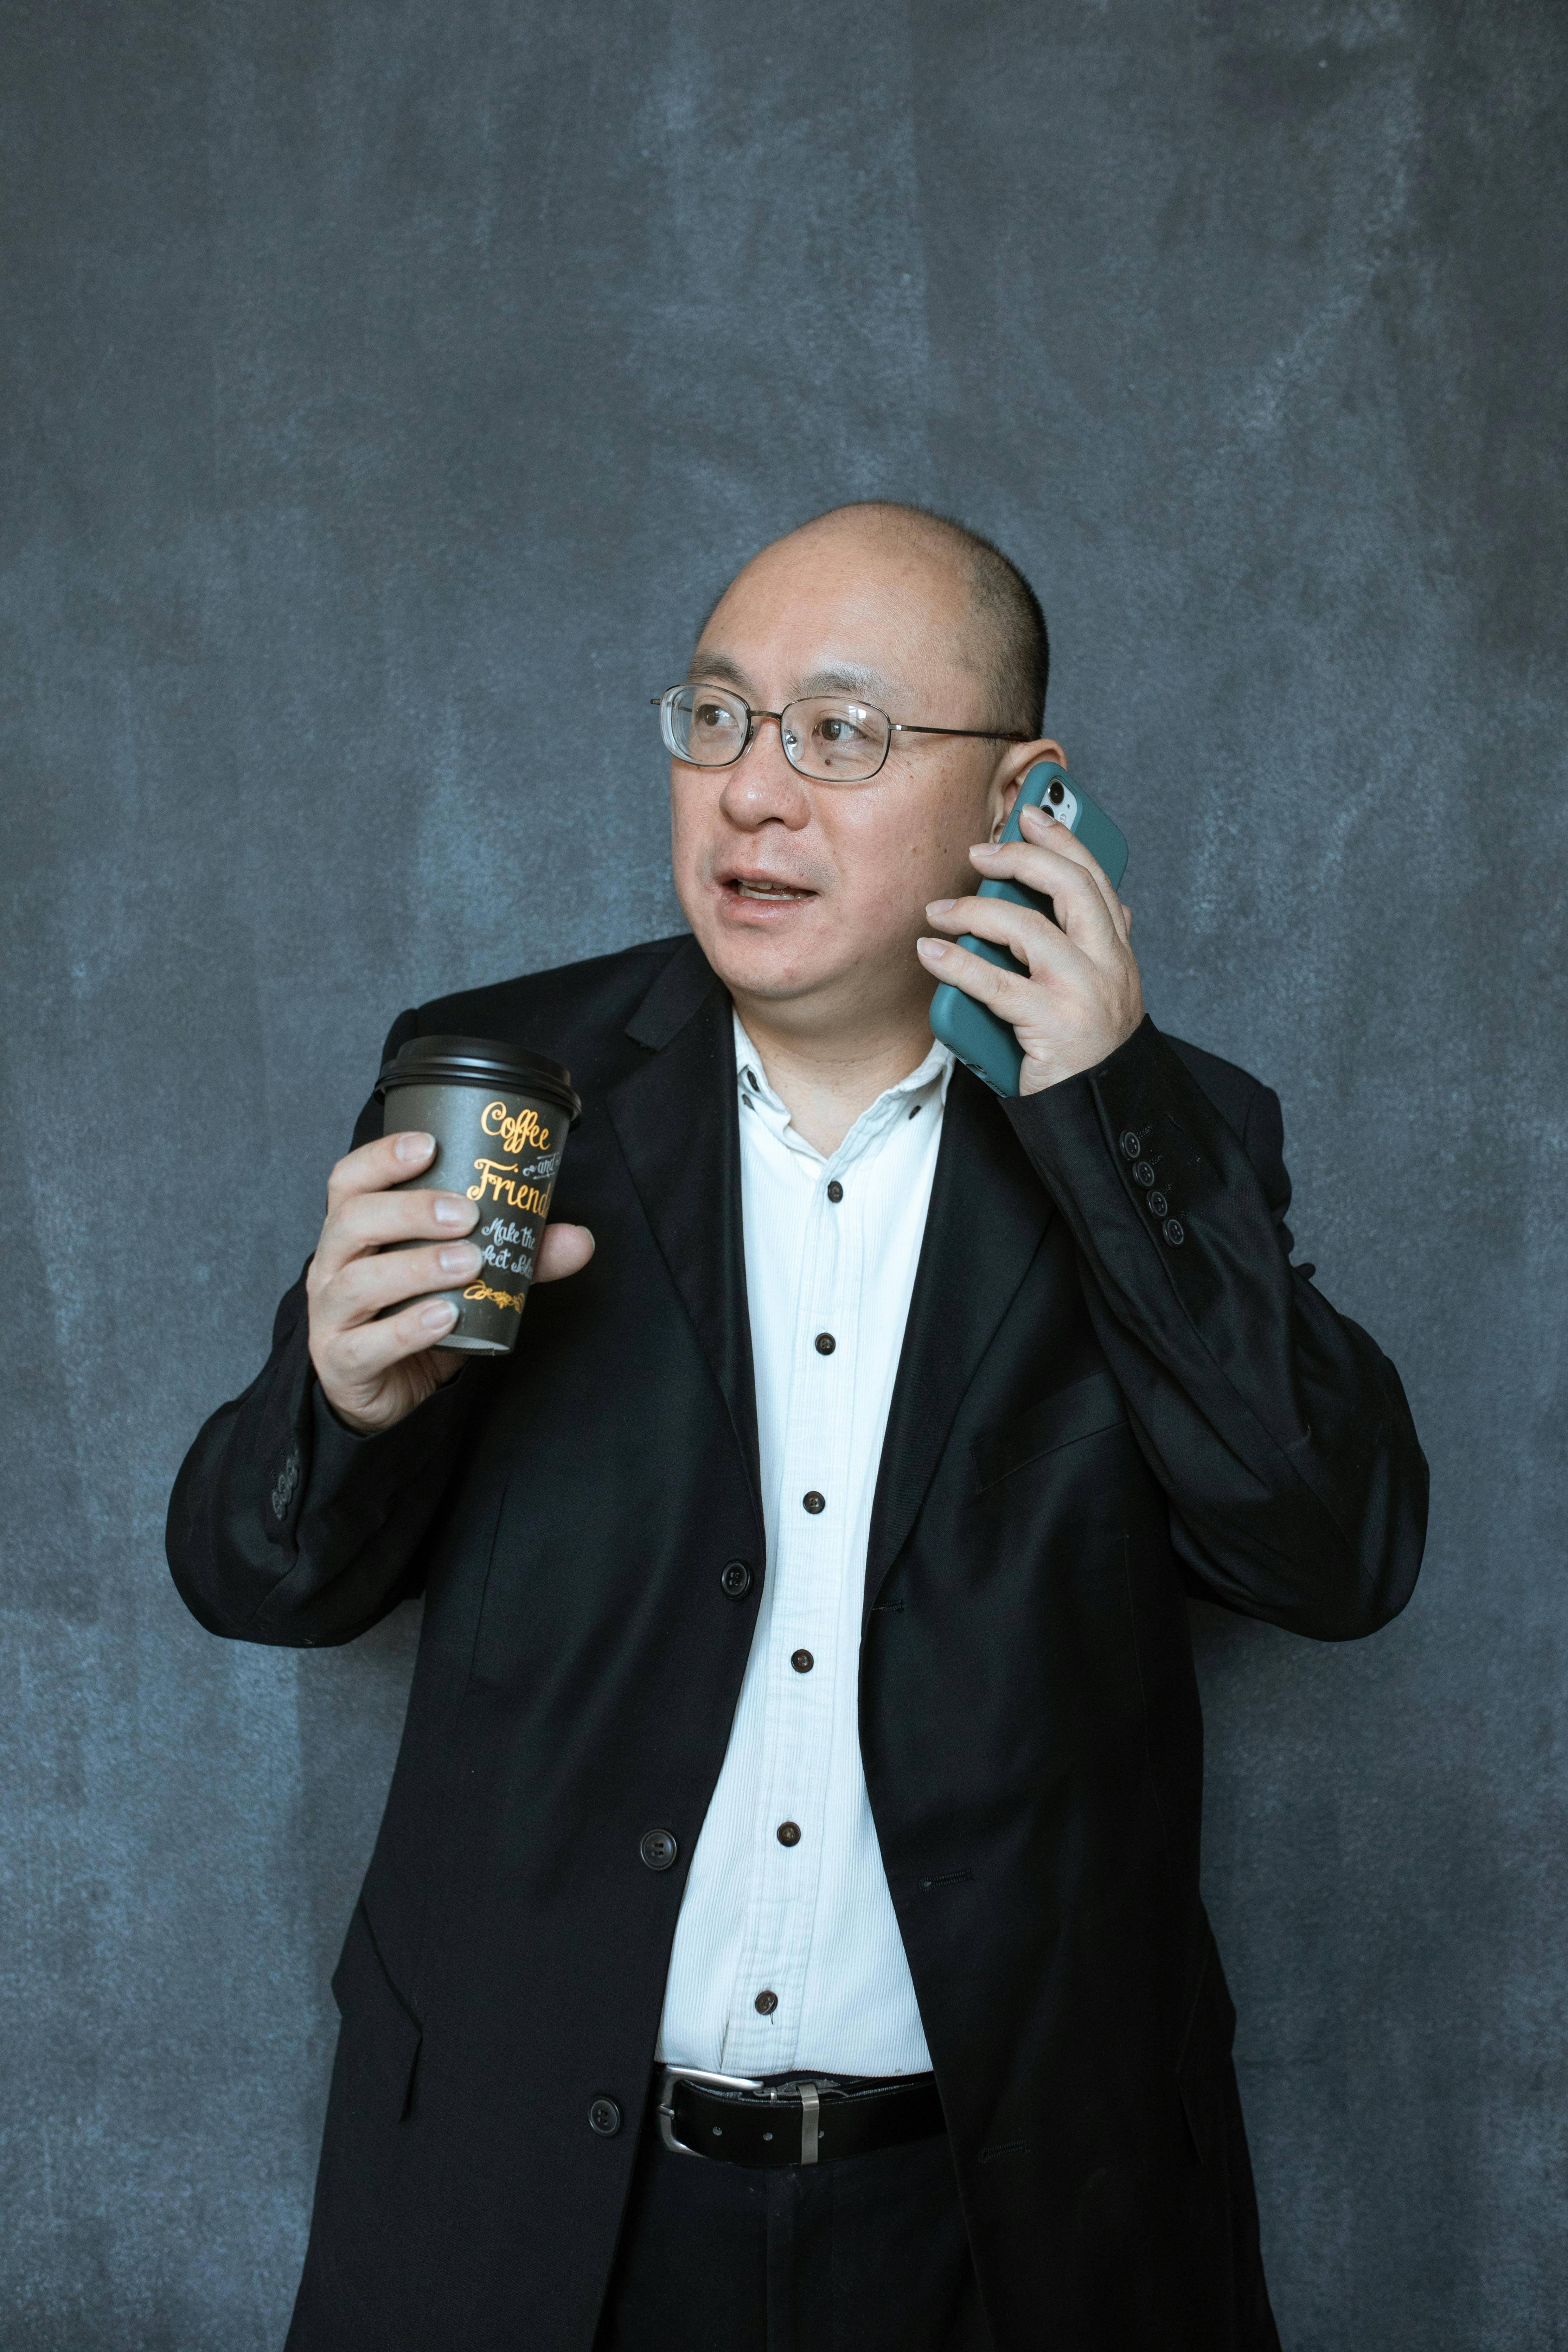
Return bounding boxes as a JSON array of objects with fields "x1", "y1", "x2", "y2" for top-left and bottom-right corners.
[{"x1": 4, "y1": 2, "x2": 1565, "y2": 2345}]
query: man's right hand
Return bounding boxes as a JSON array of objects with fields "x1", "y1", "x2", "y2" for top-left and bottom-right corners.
[{"x1": 307, "y1": 1130, "x2": 595, "y2": 1436}]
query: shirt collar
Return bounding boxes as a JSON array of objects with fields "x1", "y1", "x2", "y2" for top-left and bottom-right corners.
[{"x1": 733, "y1": 1010, "x2": 953, "y2": 1169}]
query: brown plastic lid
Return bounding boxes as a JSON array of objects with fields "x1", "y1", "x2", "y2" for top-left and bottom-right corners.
[{"x1": 375, "y1": 1032, "x2": 581, "y2": 1125}]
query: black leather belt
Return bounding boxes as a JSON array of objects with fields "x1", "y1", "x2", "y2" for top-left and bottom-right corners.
[{"x1": 654, "y1": 2065, "x2": 944, "y2": 2168}]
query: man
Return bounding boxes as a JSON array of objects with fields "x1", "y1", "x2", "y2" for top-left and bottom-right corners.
[{"x1": 168, "y1": 503, "x2": 1427, "y2": 2351}]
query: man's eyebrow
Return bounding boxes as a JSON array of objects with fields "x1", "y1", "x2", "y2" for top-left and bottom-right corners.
[
  {"x1": 684, "y1": 652, "x2": 754, "y2": 692},
  {"x1": 795, "y1": 664, "x2": 894, "y2": 702},
  {"x1": 684, "y1": 654, "x2": 897, "y2": 704}
]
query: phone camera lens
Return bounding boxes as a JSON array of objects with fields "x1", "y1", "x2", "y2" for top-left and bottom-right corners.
[{"x1": 1047, "y1": 780, "x2": 1064, "y2": 805}]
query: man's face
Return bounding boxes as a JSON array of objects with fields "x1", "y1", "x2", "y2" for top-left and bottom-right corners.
[{"x1": 668, "y1": 521, "x2": 1053, "y2": 1028}]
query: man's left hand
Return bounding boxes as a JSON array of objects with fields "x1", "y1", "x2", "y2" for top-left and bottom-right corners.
[{"x1": 916, "y1": 800, "x2": 1144, "y2": 1095}]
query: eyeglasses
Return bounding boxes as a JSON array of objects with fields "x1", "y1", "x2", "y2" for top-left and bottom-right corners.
[{"x1": 653, "y1": 682, "x2": 1029, "y2": 785}]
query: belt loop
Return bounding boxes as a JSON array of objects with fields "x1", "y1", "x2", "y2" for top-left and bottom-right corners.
[{"x1": 799, "y1": 2081, "x2": 820, "y2": 2165}]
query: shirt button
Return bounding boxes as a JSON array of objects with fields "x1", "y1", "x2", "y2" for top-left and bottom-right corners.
[
  {"x1": 814, "y1": 1332, "x2": 836, "y2": 1355},
  {"x1": 1119, "y1": 1130, "x2": 1142, "y2": 1160},
  {"x1": 802, "y1": 1491, "x2": 826, "y2": 1515},
  {"x1": 754, "y1": 1989, "x2": 779, "y2": 2015},
  {"x1": 776, "y1": 1821, "x2": 801, "y2": 1847},
  {"x1": 1146, "y1": 1189, "x2": 1169, "y2": 1217},
  {"x1": 588, "y1": 2098, "x2": 622, "y2": 2136},
  {"x1": 1163, "y1": 1218, "x2": 1186, "y2": 1247},
  {"x1": 826, "y1": 1180, "x2": 844, "y2": 1202},
  {"x1": 790, "y1": 1649, "x2": 814, "y2": 1674},
  {"x1": 639, "y1": 1829, "x2": 678, "y2": 1872},
  {"x1": 1133, "y1": 1159, "x2": 1157, "y2": 1187},
  {"x1": 720, "y1": 1559, "x2": 753, "y2": 1599}
]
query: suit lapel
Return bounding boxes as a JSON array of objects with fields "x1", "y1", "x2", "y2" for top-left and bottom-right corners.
[
  {"x1": 607, "y1": 940, "x2": 762, "y2": 1521},
  {"x1": 864, "y1": 1065, "x2": 1055, "y2": 1620}
]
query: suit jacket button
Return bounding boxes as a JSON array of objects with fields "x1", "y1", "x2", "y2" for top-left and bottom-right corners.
[
  {"x1": 639, "y1": 1829, "x2": 678, "y2": 1871},
  {"x1": 1146, "y1": 1189, "x2": 1168, "y2": 1217},
  {"x1": 588, "y1": 2098, "x2": 622, "y2": 2136},
  {"x1": 720, "y1": 1560, "x2": 753, "y2": 1599},
  {"x1": 1163, "y1": 1217, "x2": 1186, "y2": 1247},
  {"x1": 1119, "y1": 1130, "x2": 1142, "y2": 1159}
]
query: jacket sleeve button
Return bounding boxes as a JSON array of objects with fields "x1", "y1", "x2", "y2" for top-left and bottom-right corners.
[
  {"x1": 1162, "y1": 1218, "x2": 1186, "y2": 1247},
  {"x1": 639, "y1": 1828, "x2": 679, "y2": 1872},
  {"x1": 1133, "y1": 1159, "x2": 1156, "y2": 1187},
  {"x1": 1146, "y1": 1189, "x2": 1168, "y2": 1217},
  {"x1": 1119, "y1": 1130, "x2": 1142, "y2": 1159},
  {"x1": 720, "y1": 1559, "x2": 753, "y2": 1599},
  {"x1": 588, "y1": 2098, "x2": 622, "y2": 2136}
]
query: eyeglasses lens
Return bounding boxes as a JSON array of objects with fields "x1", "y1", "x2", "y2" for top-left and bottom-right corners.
[
  {"x1": 789, "y1": 699, "x2": 888, "y2": 780},
  {"x1": 662, "y1": 687, "x2": 890, "y2": 781},
  {"x1": 665, "y1": 687, "x2": 748, "y2": 766}
]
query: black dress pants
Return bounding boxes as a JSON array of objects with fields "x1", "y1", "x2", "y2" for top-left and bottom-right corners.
[{"x1": 594, "y1": 2109, "x2": 994, "y2": 2352}]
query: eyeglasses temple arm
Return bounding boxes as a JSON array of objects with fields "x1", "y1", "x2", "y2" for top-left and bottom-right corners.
[{"x1": 889, "y1": 723, "x2": 1033, "y2": 743}]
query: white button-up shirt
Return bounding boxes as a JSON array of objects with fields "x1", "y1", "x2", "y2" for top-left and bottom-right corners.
[{"x1": 655, "y1": 1013, "x2": 954, "y2": 2078}]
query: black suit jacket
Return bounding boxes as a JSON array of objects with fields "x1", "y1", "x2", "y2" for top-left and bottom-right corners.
[{"x1": 167, "y1": 933, "x2": 1427, "y2": 2352}]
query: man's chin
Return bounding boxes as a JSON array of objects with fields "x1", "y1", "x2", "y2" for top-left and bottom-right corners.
[{"x1": 686, "y1": 905, "x2": 842, "y2": 1005}]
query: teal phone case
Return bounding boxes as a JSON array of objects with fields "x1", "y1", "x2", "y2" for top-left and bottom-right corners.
[{"x1": 928, "y1": 761, "x2": 1129, "y2": 1098}]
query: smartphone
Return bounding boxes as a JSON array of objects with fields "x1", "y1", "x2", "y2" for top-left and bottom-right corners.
[{"x1": 928, "y1": 760, "x2": 1129, "y2": 1099}]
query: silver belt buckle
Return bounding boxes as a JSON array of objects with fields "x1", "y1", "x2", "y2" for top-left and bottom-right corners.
[{"x1": 655, "y1": 2064, "x2": 764, "y2": 2158}]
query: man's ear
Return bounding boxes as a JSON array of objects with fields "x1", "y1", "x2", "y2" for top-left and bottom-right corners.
[{"x1": 988, "y1": 737, "x2": 1067, "y2": 841}]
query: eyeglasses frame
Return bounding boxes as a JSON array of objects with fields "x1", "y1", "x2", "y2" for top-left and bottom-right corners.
[{"x1": 652, "y1": 685, "x2": 1030, "y2": 784}]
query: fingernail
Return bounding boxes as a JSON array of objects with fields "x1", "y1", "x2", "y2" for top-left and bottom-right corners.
[
  {"x1": 420, "y1": 1299, "x2": 459, "y2": 1331},
  {"x1": 917, "y1": 937, "x2": 950, "y2": 960},
  {"x1": 970, "y1": 841, "x2": 999, "y2": 857},
  {"x1": 1020, "y1": 802, "x2": 1056, "y2": 828},
  {"x1": 432, "y1": 1194, "x2": 473, "y2": 1228},
  {"x1": 439, "y1": 1243, "x2": 482, "y2": 1276},
  {"x1": 926, "y1": 897, "x2": 956, "y2": 915},
  {"x1": 395, "y1": 1131, "x2": 435, "y2": 1163}
]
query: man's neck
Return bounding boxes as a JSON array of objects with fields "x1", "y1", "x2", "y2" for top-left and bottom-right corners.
[{"x1": 730, "y1": 991, "x2": 938, "y2": 1157}]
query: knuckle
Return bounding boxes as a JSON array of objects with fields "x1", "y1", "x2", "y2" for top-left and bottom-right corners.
[
  {"x1": 335, "y1": 1254, "x2": 375, "y2": 1306},
  {"x1": 325, "y1": 1195, "x2": 361, "y2": 1247}
]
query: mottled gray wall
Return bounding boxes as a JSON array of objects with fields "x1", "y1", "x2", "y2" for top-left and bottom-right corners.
[{"x1": 3, "y1": 2, "x2": 1564, "y2": 2344}]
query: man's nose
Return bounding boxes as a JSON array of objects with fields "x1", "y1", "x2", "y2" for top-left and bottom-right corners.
[{"x1": 717, "y1": 712, "x2": 811, "y2": 826}]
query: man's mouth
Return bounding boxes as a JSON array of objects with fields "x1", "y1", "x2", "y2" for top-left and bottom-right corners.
[{"x1": 725, "y1": 877, "x2": 816, "y2": 902}]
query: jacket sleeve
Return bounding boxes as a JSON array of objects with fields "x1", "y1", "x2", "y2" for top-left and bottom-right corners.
[
  {"x1": 165, "y1": 1010, "x2": 477, "y2": 1648},
  {"x1": 1005, "y1": 1017, "x2": 1428, "y2": 1640}
]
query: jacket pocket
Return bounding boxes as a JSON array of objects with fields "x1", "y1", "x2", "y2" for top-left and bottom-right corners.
[
  {"x1": 972, "y1": 1368, "x2": 1128, "y2": 1492},
  {"x1": 331, "y1": 1899, "x2": 423, "y2": 2126},
  {"x1": 1176, "y1": 1932, "x2": 1237, "y2": 2164}
]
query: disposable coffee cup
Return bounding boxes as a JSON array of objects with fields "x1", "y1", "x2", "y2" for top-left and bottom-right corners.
[{"x1": 375, "y1": 1033, "x2": 582, "y2": 1355}]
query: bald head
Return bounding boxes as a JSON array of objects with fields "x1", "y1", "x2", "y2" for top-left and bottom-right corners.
[{"x1": 704, "y1": 502, "x2": 1049, "y2": 737}]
